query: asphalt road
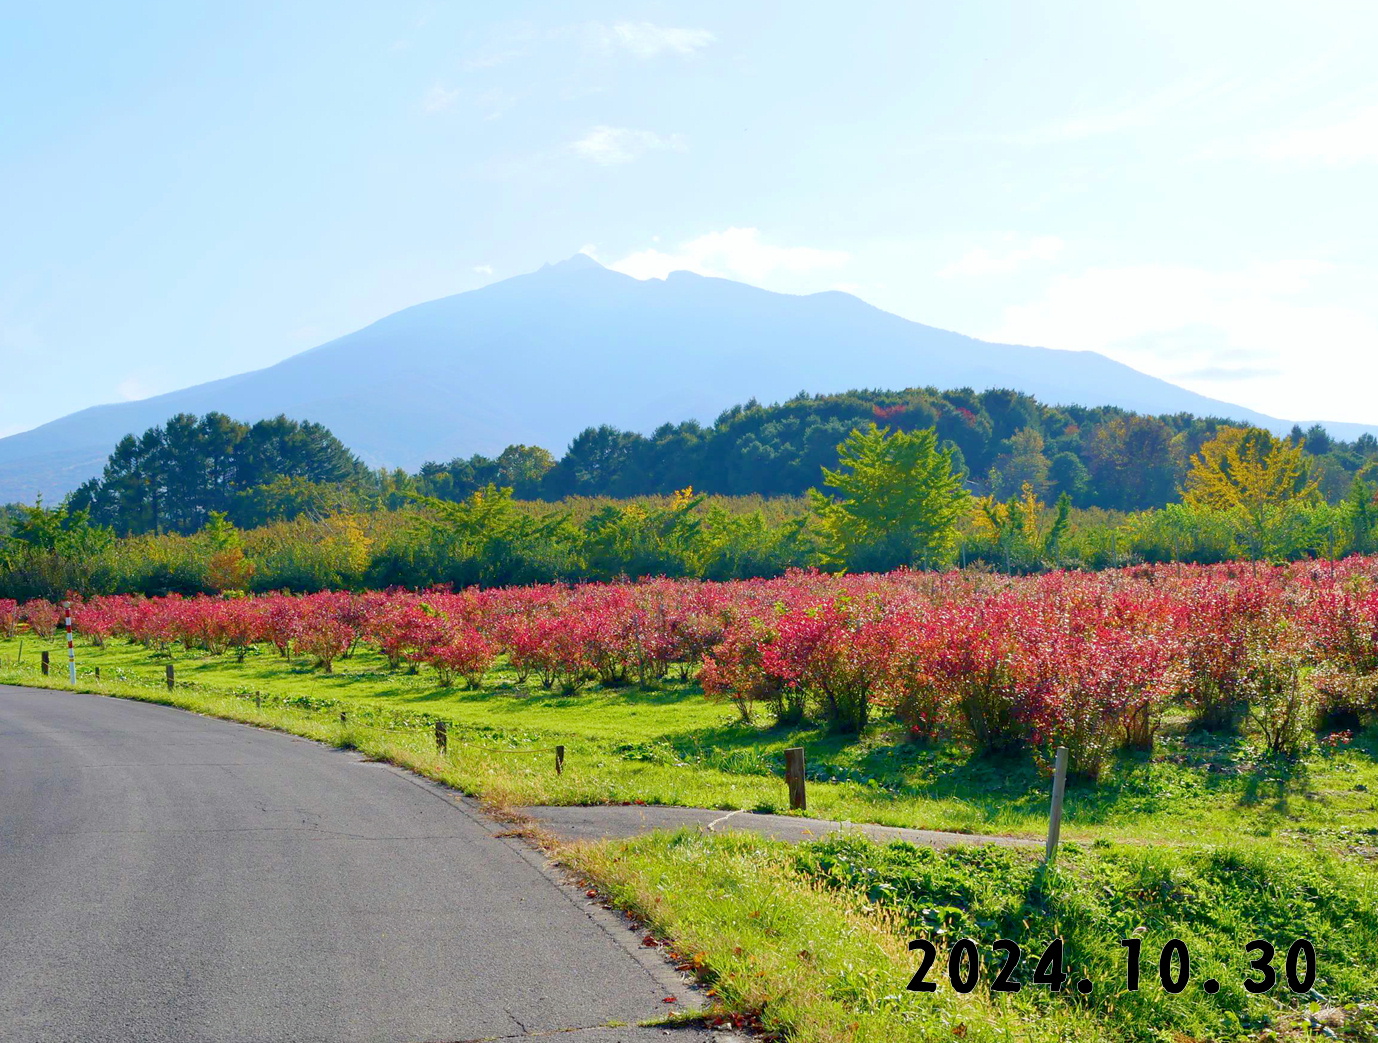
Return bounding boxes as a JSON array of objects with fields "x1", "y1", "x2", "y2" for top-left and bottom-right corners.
[{"x1": 0, "y1": 685, "x2": 713, "y2": 1043}]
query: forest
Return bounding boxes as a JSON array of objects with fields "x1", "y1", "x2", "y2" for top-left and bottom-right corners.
[
  {"x1": 2, "y1": 388, "x2": 1376, "y2": 600},
  {"x1": 55, "y1": 387, "x2": 1378, "y2": 537}
]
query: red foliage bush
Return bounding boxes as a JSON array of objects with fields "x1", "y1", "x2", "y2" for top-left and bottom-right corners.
[
  {"x1": 38, "y1": 554, "x2": 1378, "y2": 771},
  {"x1": 20, "y1": 599, "x2": 59, "y2": 638},
  {"x1": 0, "y1": 598, "x2": 19, "y2": 639}
]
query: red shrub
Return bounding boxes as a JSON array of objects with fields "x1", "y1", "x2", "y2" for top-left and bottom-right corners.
[{"x1": 20, "y1": 599, "x2": 59, "y2": 638}]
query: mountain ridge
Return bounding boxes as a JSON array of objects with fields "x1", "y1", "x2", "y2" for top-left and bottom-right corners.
[{"x1": 2, "y1": 257, "x2": 1372, "y2": 504}]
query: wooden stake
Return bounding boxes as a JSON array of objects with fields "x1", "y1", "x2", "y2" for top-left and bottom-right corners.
[
  {"x1": 95, "y1": 666, "x2": 100, "y2": 680},
  {"x1": 784, "y1": 747, "x2": 807, "y2": 811},
  {"x1": 255, "y1": 692, "x2": 262, "y2": 710},
  {"x1": 435, "y1": 720, "x2": 448, "y2": 753},
  {"x1": 555, "y1": 744, "x2": 565, "y2": 775},
  {"x1": 1045, "y1": 745, "x2": 1069, "y2": 863},
  {"x1": 165, "y1": 664, "x2": 175, "y2": 690},
  {"x1": 41, "y1": 650, "x2": 50, "y2": 675}
]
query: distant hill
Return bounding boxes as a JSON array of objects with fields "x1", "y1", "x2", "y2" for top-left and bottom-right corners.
[{"x1": 2, "y1": 254, "x2": 1373, "y2": 504}]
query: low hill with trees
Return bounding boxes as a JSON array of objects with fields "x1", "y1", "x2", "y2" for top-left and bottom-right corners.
[
  {"x1": 45, "y1": 389, "x2": 1378, "y2": 544},
  {"x1": 422, "y1": 386, "x2": 1378, "y2": 511}
]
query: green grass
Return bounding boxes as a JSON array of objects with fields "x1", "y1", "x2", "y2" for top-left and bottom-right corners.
[
  {"x1": 4, "y1": 633, "x2": 1377, "y2": 1042},
  {"x1": 3, "y1": 634, "x2": 1377, "y2": 851},
  {"x1": 568, "y1": 830, "x2": 1378, "y2": 1043}
]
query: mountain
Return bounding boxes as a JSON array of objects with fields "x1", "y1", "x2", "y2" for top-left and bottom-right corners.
[{"x1": 2, "y1": 254, "x2": 1373, "y2": 504}]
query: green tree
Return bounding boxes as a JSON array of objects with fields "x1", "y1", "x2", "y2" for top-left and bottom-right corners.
[
  {"x1": 1343, "y1": 476, "x2": 1377, "y2": 555},
  {"x1": 495, "y1": 444, "x2": 556, "y2": 496},
  {"x1": 0, "y1": 499, "x2": 115, "y2": 598},
  {"x1": 5, "y1": 499, "x2": 113, "y2": 559},
  {"x1": 1084, "y1": 415, "x2": 1177, "y2": 509},
  {"x1": 542, "y1": 425, "x2": 648, "y2": 497},
  {"x1": 989, "y1": 427, "x2": 1051, "y2": 499},
  {"x1": 404, "y1": 485, "x2": 579, "y2": 587},
  {"x1": 1048, "y1": 451, "x2": 1091, "y2": 502},
  {"x1": 72, "y1": 413, "x2": 365, "y2": 535},
  {"x1": 809, "y1": 424, "x2": 969, "y2": 572},
  {"x1": 582, "y1": 488, "x2": 707, "y2": 579}
]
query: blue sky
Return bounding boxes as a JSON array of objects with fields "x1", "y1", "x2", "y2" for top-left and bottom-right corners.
[{"x1": 3, "y1": 0, "x2": 1376, "y2": 438}]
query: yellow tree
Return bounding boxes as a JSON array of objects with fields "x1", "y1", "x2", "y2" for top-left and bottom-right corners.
[{"x1": 1181, "y1": 427, "x2": 1318, "y2": 556}]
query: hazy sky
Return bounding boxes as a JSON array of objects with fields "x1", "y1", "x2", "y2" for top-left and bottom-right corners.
[{"x1": 4, "y1": 0, "x2": 1377, "y2": 438}]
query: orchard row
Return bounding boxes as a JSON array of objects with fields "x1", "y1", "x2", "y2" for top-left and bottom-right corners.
[{"x1": 4, "y1": 558, "x2": 1376, "y2": 777}]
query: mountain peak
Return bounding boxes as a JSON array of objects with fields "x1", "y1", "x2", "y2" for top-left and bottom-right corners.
[
  {"x1": 2, "y1": 258, "x2": 1372, "y2": 506},
  {"x1": 542, "y1": 253, "x2": 604, "y2": 273}
]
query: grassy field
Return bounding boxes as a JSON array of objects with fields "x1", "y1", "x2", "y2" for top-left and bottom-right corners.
[
  {"x1": 4, "y1": 633, "x2": 1376, "y2": 1041},
  {"x1": 569, "y1": 831, "x2": 1378, "y2": 1042}
]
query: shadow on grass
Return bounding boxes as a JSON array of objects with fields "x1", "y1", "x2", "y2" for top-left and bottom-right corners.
[
  {"x1": 84, "y1": 640, "x2": 1352, "y2": 830},
  {"x1": 656, "y1": 717, "x2": 1326, "y2": 829}
]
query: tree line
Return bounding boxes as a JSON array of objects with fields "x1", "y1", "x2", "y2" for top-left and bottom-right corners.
[
  {"x1": 3, "y1": 409, "x2": 1376, "y2": 600},
  {"x1": 67, "y1": 414, "x2": 368, "y2": 534},
  {"x1": 51, "y1": 389, "x2": 1378, "y2": 543},
  {"x1": 414, "y1": 387, "x2": 1378, "y2": 510}
]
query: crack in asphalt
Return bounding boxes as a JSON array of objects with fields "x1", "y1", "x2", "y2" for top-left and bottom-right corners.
[{"x1": 704, "y1": 809, "x2": 743, "y2": 832}]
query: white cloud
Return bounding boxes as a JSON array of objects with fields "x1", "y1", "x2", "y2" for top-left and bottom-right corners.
[
  {"x1": 990, "y1": 260, "x2": 1346, "y2": 352},
  {"x1": 117, "y1": 377, "x2": 153, "y2": 402},
  {"x1": 980, "y1": 260, "x2": 1378, "y2": 421},
  {"x1": 941, "y1": 234, "x2": 1065, "y2": 277},
  {"x1": 473, "y1": 264, "x2": 493, "y2": 275},
  {"x1": 568, "y1": 126, "x2": 686, "y2": 165},
  {"x1": 1174, "y1": 364, "x2": 1282, "y2": 382},
  {"x1": 1259, "y1": 103, "x2": 1378, "y2": 166},
  {"x1": 421, "y1": 83, "x2": 460, "y2": 114},
  {"x1": 596, "y1": 22, "x2": 714, "y2": 58},
  {"x1": 609, "y1": 228, "x2": 850, "y2": 282}
]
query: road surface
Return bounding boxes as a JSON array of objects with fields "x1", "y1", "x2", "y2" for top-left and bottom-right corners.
[{"x1": 0, "y1": 685, "x2": 713, "y2": 1043}]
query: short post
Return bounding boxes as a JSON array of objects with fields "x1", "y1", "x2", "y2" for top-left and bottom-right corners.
[
  {"x1": 555, "y1": 744, "x2": 565, "y2": 775},
  {"x1": 1045, "y1": 745, "x2": 1069, "y2": 863},
  {"x1": 435, "y1": 720, "x2": 448, "y2": 753},
  {"x1": 339, "y1": 711, "x2": 348, "y2": 726},
  {"x1": 63, "y1": 601, "x2": 76, "y2": 684},
  {"x1": 94, "y1": 666, "x2": 100, "y2": 681},
  {"x1": 41, "y1": 650, "x2": 50, "y2": 675},
  {"x1": 165, "y1": 664, "x2": 175, "y2": 690},
  {"x1": 784, "y1": 747, "x2": 806, "y2": 811},
  {"x1": 255, "y1": 692, "x2": 262, "y2": 710}
]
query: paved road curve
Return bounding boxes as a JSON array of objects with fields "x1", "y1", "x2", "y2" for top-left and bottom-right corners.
[{"x1": 0, "y1": 686, "x2": 711, "y2": 1043}]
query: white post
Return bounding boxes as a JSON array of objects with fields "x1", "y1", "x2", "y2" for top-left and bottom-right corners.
[
  {"x1": 63, "y1": 600, "x2": 77, "y2": 684},
  {"x1": 1045, "y1": 745, "x2": 1069, "y2": 863}
]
